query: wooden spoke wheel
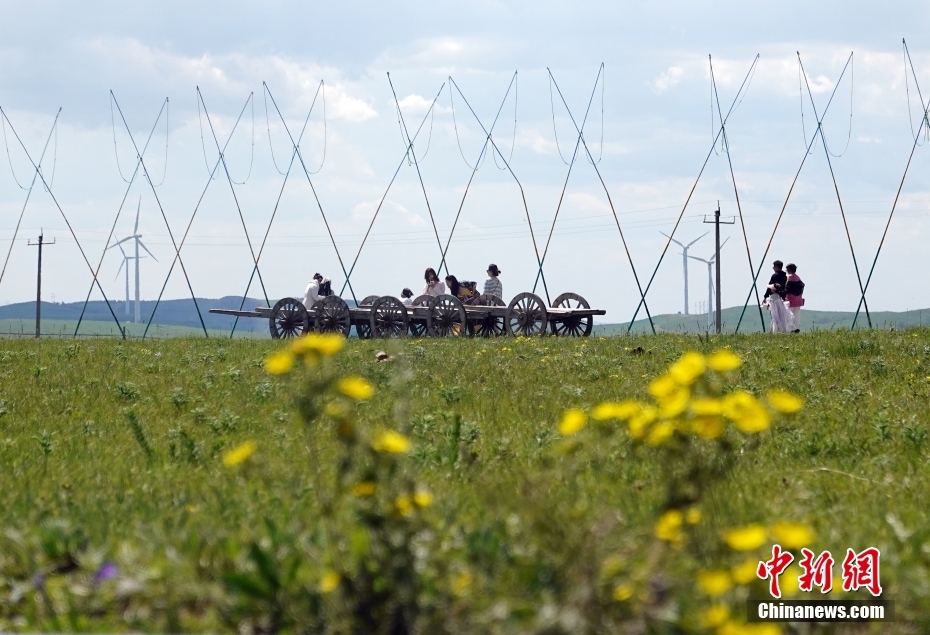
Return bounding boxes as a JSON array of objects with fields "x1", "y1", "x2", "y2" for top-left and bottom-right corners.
[
  {"x1": 269, "y1": 297, "x2": 310, "y2": 340},
  {"x1": 426, "y1": 294, "x2": 466, "y2": 337},
  {"x1": 505, "y1": 292, "x2": 548, "y2": 337},
  {"x1": 408, "y1": 294, "x2": 431, "y2": 337},
  {"x1": 473, "y1": 294, "x2": 506, "y2": 337},
  {"x1": 370, "y1": 296, "x2": 409, "y2": 338},
  {"x1": 550, "y1": 292, "x2": 593, "y2": 337},
  {"x1": 313, "y1": 296, "x2": 351, "y2": 336},
  {"x1": 356, "y1": 295, "x2": 379, "y2": 339}
]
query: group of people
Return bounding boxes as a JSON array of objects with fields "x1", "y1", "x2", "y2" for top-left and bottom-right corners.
[
  {"x1": 762, "y1": 260, "x2": 805, "y2": 333},
  {"x1": 400, "y1": 263, "x2": 504, "y2": 306}
]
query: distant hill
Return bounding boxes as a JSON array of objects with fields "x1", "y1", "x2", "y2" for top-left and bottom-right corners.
[{"x1": 596, "y1": 306, "x2": 930, "y2": 335}]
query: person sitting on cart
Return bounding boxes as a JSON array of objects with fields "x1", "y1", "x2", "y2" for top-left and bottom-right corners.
[
  {"x1": 401, "y1": 288, "x2": 414, "y2": 307},
  {"x1": 445, "y1": 275, "x2": 479, "y2": 305},
  {"x1": 483, "y1": 263, "x2": 503, "y2": 300},
  {"x1": 303, "y1": 272, "x2": 333, "y2": 308},
  {"x1": 423, "y1": 268, "x2": 446, "y2": 297}
]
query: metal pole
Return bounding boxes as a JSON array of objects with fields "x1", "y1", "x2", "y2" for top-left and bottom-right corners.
[
  {"x1": 715, "y1": 206, "x2": 722, "y2": 334},
  {"x1": 28, "y1": 231, "x2": 55, "y2": 338}
]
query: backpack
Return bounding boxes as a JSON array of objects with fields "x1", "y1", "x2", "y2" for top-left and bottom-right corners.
[{"x1": 318, "y1": 279, "x2": 332, "y2": 297}]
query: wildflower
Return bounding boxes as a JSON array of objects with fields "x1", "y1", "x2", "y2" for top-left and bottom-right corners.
[
  {"x1": 93, "y1": 562, "x2": 119, "y2": 585},
  {"x1": 452, "y1": 571, "x2": 473, "y2": 596},
  {"x1": 685, "y1": 507, "x2": 701, "y2": 524},
  {"x1": 291, "y1": 333, "x2": 344, "y2": 357},
  {"x1": 222, "y1": 441, "x2": 256, "y2": 467},
  {"x1": 338, "y1": 376, "x2": 375, "y2": 401},
  {"x1": 668, "y1": 351, "x2": 706, "y2": 385},
  {"x1": 722, "y1": 524, "x2": 768, "y2": 551},
  {"x1": 657, "y1": 387, "x2": 690, "y2": 418},
  {"x1": 723, "y1": 391, "x2": 771, "y2": 433},
  {"x1": 413, "y1": 490, "x2": 433, "y2": 508},
  {"x1": 627, "y1": 406, "x2": 657, "y2": 440},
  {"x1": 558, "y1": 408, "x2": 588, "y2": 436},
  {"x1": 719, "y1": 622, "x2": 782, "y2": 635},
  {"x1": 654, "y1": 509, "x2": 684, "y2": 543},
  {"x1": 691, "y1": 415, "x2": 725, "y2": 439},
  {"x1": 697, "y1": 570, "x2": 733, "y2": 596},
  {"x1": 612, "y1": 583, "x2": 634, "y2": 601},
  {"x1": 351, "y1": 481, "x2": 377, "y2": 497},
  {"x1": 732, "y1": 558, "x2": 759, "y2": 584},
  {"x1": 771, "y1": 522, "x2": 814, "y2": 549},
  {"x1": 648, "y1": 374, "x2": 678, "y2": 399},
  {"x1": 591, "y1": 400, "x2": 641, "y2": 421},
  {"x1": 708, "y1": 349, "x2": 741, "y2": 372},
  {"x1": 264, "y1": 350, "x2": 295, "y2": 375},
  {"x1": 691, "y1": 397, "x2": 723, "y2": 415},
  {"x1": 646, "y1": 420, "x2": 676, "y2": 446},
  {"x1": 766, "y1": 390, "x2": 804, "y2": 414},
  {"x1": 780, "y1": 570, "x2": 801, "y2": 597},
  {"x1": 371, "y1": 431, "x2": 412, "y2": 454},
  {"x1": 699, "y1": 604, "x2": 730, "y2": 628},
  {"x1": 394, "y1": 494, "x2": 415, "y2": 517},
  {"x1": 319, "y1": 570, "x2": 340, "y2": 593}
]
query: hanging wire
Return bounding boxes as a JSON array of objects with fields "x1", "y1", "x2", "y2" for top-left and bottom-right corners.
[
  {"x1": 549, "y1": 69, "x2": 604, "y2": 166},
  {"x1": 904, "y1": 42, "x2": 929, "y2": 146},
  {"x1": 265, "y1": 81, "x2": 326, "y2": 175},
  {"x1": 264, "y1": 85, "x2": 289, "y2": 175},
  {"x1": 39, "y1": 120, "x2": 57, "y2": 193},
  {"x1": 197, "y1": 91, "x2": 220, "y2": 180},
  {"x1": 825, "y1": 53, "x2": 854, "y2": 158},
  {"x1": 586, "y1": 65, "x2": 604, "y2": 166},
  {"x1": 712, "y1": 59, "x2": 723, "y2": 156},
  {"x1": 397, "y1": 90, "x2": 433, "y2": 166},
  {"x1": 149, "y1": 98, "x2": 169, "y2": 187},
  {"x1": 302, "y1": 81, "x2": 326, "y2": 175},
  {"x1": 449, "y1": 83, "x2": 487, "y2": 170},
  {"x1": 799, "y1": 60, "x2": 811, "y2": 154},
  {"x1": 229, "y1": 93, "x2": 255, "y2": 185},
  {"x1": 2, "y1": 111, "x2": 51, "y2": 190},
  {"x1": 549, "y1": 73, "x2": 573, "y2": 165},
  {"x1": 493, "y1": 70, "x2": 518, "y2": 169},
  {"x1": 110, "y1": 94, "x2": 135, "y2": 183}
]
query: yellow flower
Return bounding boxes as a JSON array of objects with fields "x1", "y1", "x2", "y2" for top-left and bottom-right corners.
[
  {"x1": 648, "y1": 374, "x2": 678, "y2": 399},
  {"x1": 780, "y1": 570, "x2": 800, "y2": 597},
  {"x1": 291, "y1": 333, "x2": 344, "y2": 357},
  {"x1": 722, "y1": 525, "x2": 768, "y2": 551},
  {"x1": 732, "y1": 558, "x2": 759, "y2": 584},
  {"x1": 668, "y1": 351, "x2": 706, "y2": 385},
  {"x1": 646, "y1": 420, "x2": 676, "y2": 446},
  {"x1": 452, "y1": 571, "x2": 473, "y2": 596},
  {"x1": 600, "y1": 554, "x2": 624, "y2": 579},
  {"x1": 691, "y1": 398, "x2": 723, "y2": 416},
  {"x1": 612, "y1": 583, "x2": 634, "y2": 601},
  {"x1": 558, "y1": 408, "x2": 588, "y2": 436},
  {"x1": 719, "y1": 622, "x2": 782, "y2": 635},
  {"x1": 657, "y1": 387, "x2": 690, "y2": 418},
  {"x1": 319, "y1": 570, "x2": 340, "y2": 593},
  {"x1": 351, "y1": 481, "x2": 377, "y2": 497},
  {"x1": 413, "y1": 490, "x2": 433, "y2": 508},
  {"x1": 222, "y1": 441, "x2": 256, "y2": 467},
  {"x1": 371, "y1": 430, "x2": 412, "y2": 454},
  {"x1": 338, "y1": 376, "x2": 375, "y2": 401},
  {"x1": 697, "y1": 570, "x2": 733, "y2": 596},
  {"x1": 707, "y1": 349, "x2": 741, "y2": 372},
  {"x1": 591, "y1": 400, "x2": 642, "y2": 421},
  {"x1": 723, "y1": 391, "x2": 771, "y2": 433},
  {"x1": 394, "y1": 494, "x2": 414, "y2": 517},
  {"x1": 699, "y1": 603, "x2": 730, "y2": 628},
  {"x1": 654, "y1": 510, "x2": 684, "y2": 543},
  {"x1": 766, "y1": 390, "x2": 803, "y2": 414},
  {"x1": 264, "y1": 350, "x2": 295, "y2": 375},
  {"x1": 685, "y1": 507, "x2": 702, "y2": 524},
  {"x1": 628, "y1": 406, "x2": 657, "y2": 439},
  {"x1": 691, "y1": 415, "x2": 725, "y2": 439},
  {"x1": 771, "y1": 522, "x2": 814, "y2": 549}
]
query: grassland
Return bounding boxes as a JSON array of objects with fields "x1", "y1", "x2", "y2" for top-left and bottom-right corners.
[{"x1": 1, "y1": 332, "x2": 929, "y2": 632}]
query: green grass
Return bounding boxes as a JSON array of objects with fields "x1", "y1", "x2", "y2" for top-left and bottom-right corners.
[
  {"x1": 0, "y1": 319, "x2": 268, "y2": 339},
  {"x1": 1, "y1": 332, "x2": 929, "y2": 632}
]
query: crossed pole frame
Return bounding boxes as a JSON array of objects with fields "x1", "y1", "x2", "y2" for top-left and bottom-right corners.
[
  {"x1": 851, "y1": 40, "x2": 930, "y2": 330},
  {"x1": 0, "y1": 106, "x2": 126, "y2": 336},
  {"x1": 628, "y1": 56, "x2": 759, "y2": 333},
  {"x1": 735, "y1": 52, "x2": 871, "y2": 332},
  {"x1": 544, "y1": 65, "x2": 655, "y2": 332},
  {"x1": 144, "y1": 92, "x2": 254, "y2": 338}
]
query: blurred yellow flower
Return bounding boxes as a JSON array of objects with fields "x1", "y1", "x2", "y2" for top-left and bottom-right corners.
[
  {"x1": 628, "y1": 406, "x2": 657, "y2": 440},
  {"x1": 325, "y1": 400, "x2": 350, "y2": 419},
  {"x1": 319, "y1": 570, "x2": 340, "y2": 593},
  {"x1": 371, "y1": 430, "x2": 412, "y2": 454},
  {"x1": 723, "y1": 391, "x2": 771, "y2": 433},
  {"x1": 654, "y1": 509, "x2": 684, "y2": 543},
  {"x1": 648, "y1": 374, "x2": 678, "y2": 399},
  {"x1": 222, "y1": 441, "x2": 256, "y2": 467},
  {"x1": 771, "y1": 522, "x2": 814, "y2": 549},
  {"x1": 591, "y1": 400, "x2": 642, "y2": 421},
  {"x1": 699, "y1": 604, "x2": 730, "y2": 628},
  {"x1": 264, "y1": 350, "x2": 295, "y2": 375},
  {"x1": 691, "y1": 397, "x2": 723, "y2": 416},
  {"x1": 719, "y1": 622, "x2": 782, "y2": 635},
  {"x1": 707, "y1": 349, "x2": 741, "y2": 372},
  {"x1": 685, "y1": 507, "x2": 702, "y2": 524},
  {"x1": 291, "y1": 333, "x2": 344, "y2": 357},
  {"x1": 600, "y1": 554, "x2": 624, "y2": 578},
  {"x1": 452, "y1": 571, "x2": 473, "y2": 596},
  {"x1": 558, "y1": 408, "x2": 588, "y2": 435},
  {"x1": 394, "y1": 494, "x2": 415, "y2": 517},
  {"x1": 697, "y1": 570, "x2": 733, "y2": 596},
  {"x1": 612, "y1": 583, "x2": 634, "y2": 601},
  {"x1": 691, "y1": 415, "x2": 725, "y2": 439},
  {"x1": 669, "y1": 351, "x2": 706, "y2": 385},
  {"x1": 657, "y1": 387, "x2": 690, "y2": 418},
  {"x1": 781, "y1": 570, "x2": 800, "y2": 597},
  {"x1": 413, "y1": 490, "x2": 433, "y2": 508},
  {"x1": 646, "y1": 420, "x2": 676, "y2": 446},
  {"x1": 732, "y1": 558, "x2": 759, "y2": 584},
  {"x1": 723, "y1": 525, "x2": 768, "y2": 551},
  {"x1": 766, "y1": 390, "x2": 804, "y2": 414},
  {"x1": 338, "y1": 376, "x2": 375, "y2": 401},
  {"x1": 351, "y1": 481, "x2": 377, "y2": 497}
]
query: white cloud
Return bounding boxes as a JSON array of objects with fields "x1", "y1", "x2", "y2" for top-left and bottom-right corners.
[{"x1": 653, "y1": 66, "x2": 684, "y2": 92}]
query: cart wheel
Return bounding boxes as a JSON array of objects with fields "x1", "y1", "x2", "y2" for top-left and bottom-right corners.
[
  {"x1": 550, "y1": 292, "x2": 593, "y2": 337},
  {"x1": 269, "y1": 297, "x2": 310, "y2": 340},
  {"x1": 506, "y1": 292, "x2": 548, "y2": 337},
  {"x1": 313, "y1": 296, "x2": 351, "y2": 336},
  {"x1": 427, "y1": 294, "x2": 466, "y2": 337},
  {"x1": 356, "y1": 295, "x2": 379, "y2": 339},
  {"x1": 370, "y1": 296, "x2": 409, "y2": 338},
  {"x1": 408, "y1": 294, "x2": 431, "y2": 337},
  {"x1": 474, "y1": 294, "x2": 506, "y2": 337}
]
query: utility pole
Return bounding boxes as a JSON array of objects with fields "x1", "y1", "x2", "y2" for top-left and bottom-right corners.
[
  {"x1": 703, "y1": 203, "x2": 734, "y2": 334},
  {"x1": 28, "y1": 231, "x2": 55, "y2": 339}
]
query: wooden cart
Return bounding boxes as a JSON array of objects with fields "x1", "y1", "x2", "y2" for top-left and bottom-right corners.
[{"x1": 209, "y1": 292, "x2": 604, "y2": 339}]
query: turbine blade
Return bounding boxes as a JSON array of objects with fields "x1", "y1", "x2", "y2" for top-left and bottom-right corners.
[
  {"x1": 138, "y1": 240, "x2": 158, "y2": 262},
  {"x1": 108, "y1": 236, "x2": 133, "y2": 249},
  {"x1": 114, "y1": 258, "x2": 124, "y2": 281},
  {"x1": 134, "y1": 197, "x2": 141, "y2": 234},
  {"x1": 686, "y1": 231, "x2": 710, "y2": 248}
]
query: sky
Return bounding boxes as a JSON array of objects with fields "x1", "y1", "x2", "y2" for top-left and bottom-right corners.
[{"x1": 1, "y1": 0, "x2": 930, "y2": 327}]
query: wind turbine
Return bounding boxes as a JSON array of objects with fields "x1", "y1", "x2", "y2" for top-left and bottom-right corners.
[
  {"x1": 113, "y1": 243, "x2": 134, "y2": 316},
  {"x1": 660, "y1": 231, "x2": 707, "y2": 315},
  {"x1": 108, "y1": 198, "x2": 157, "y2": 323},
  {"x1": 689, "y1": 238, "x2": 729, "y2": 330}
]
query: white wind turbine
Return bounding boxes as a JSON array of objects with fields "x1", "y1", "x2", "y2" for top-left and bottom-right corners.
[
  {"x1": 660, "y1": 231, "x2": 707, "y2": 315},
  {"x1": 114, "y1": 243, "x2": 134, "y2": 317},
  {"x1": 108, "y1": 198, "x2": 157, "y2": 323},
  {"x1": 688, "y1": 238, "x2": 729, "y2": 330}
]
